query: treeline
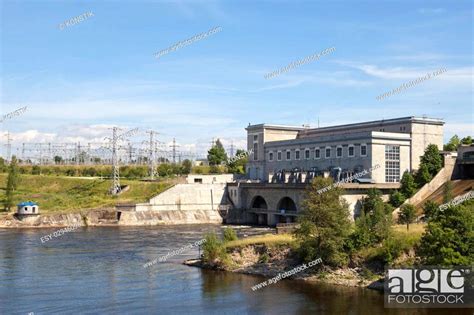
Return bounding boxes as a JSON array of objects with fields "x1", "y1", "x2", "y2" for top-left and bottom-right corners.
[{"x1": 0, "y1": 157, "x2": 193, "y2": 179}]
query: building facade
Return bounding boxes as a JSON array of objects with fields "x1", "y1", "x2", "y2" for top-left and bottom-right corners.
[{"x1": 246, "y1": 116, "x2": 444, "y2": 184}]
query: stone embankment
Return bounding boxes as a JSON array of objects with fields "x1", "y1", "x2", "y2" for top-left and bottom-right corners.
[{"x1": 0, "y1": 209, "x2": 223, "y2": 228}]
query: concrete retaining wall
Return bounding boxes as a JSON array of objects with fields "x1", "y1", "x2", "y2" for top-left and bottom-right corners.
[{"x1": 118, "y1": 210, "x2": 222, "y2": 225}]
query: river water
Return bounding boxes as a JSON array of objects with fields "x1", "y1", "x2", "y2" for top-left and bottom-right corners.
[{"x1": 0, "y1": 225, "x2": 469, "y2": 314}]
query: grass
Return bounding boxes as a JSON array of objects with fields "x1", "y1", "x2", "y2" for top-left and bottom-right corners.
[
  {"x1": 391, "y1": 222, "x2": 426, "y2": 237},
  {"x1": 358, "y1": 223, "x2": 426, "y2": 264},
  {"x1": 224, "y1": 233, "x2": 295, "y2": 248},
  {"x1": 0, "y1": 174, "x2": 175, "y2": 213}
]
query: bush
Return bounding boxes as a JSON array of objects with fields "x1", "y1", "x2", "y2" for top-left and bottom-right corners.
[
  {"x1": 223, "y1": 227, "x2": 238, "y2": 243},
  {"x1": 259, "y1": 252, "x2": 270, "y2": 264},
  {"x1": 202, "y1": 233, "x2": 228, "y2": 265}
]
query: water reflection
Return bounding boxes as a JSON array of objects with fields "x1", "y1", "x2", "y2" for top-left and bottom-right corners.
[{"x1": 0, "y1": 226, "x2": 471, "y2": 314}]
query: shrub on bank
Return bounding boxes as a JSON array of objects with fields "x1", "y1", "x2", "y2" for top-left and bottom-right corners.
[{"x1": 223, "y1": 227, "x2": 238, "y2": 243}]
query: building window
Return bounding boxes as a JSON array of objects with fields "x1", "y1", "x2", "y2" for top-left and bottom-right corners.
[
  {"x1": 277, "y1": 151, "x2": 282, "y2": 161},
  {"x1": 360, "y1": 144, "x2": 367, "y2": 156},
  {"x1": 295, "y1": 149, "x2": 300, "y2": 160},
  {"x1": 253, "y1": 143, "x2": 258, "y2": 161},
  {"x1": 305, "y1": 149, "x2": 310, "y2": 159},
  {"x1": 385, "y1": 145, "x2": 400, "y2": 182},
  {"x1": 253, "y1": 135, "x2": 258, "y2": 141},
  {"x1": 336, "y1": 146, "x2": 343, "y2": 158},
  {"x1": 348, "y1": 145, "x2": 354, "y2": 157},
  {"x1": 325, "y1": 147, "x2": 331, "y2": 158},
  {"x1": 286, "y1": 150, "x2": 291, "y2": 160},
  {"x1": 269, "y1": 152, "x2": 274, "y2": 161},
  {"x1": 315, "y1": 148, "x2": 320, "y2": 159}
]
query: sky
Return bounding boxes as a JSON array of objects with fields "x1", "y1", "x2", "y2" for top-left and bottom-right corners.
[{"x1": 1, "y1": 0, "x2": 473, "y2": 158}]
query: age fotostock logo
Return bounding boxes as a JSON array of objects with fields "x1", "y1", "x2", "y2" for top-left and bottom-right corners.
[{"x1": 385, "y1": 267, "x2": 474, "y2": 308}]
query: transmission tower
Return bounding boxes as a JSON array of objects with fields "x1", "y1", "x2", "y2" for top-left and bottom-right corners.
[
  {"x1": 110, "y1": 128, "x2": 121, "y2": 194},
  {"x1": 170, "y1": 138, "x2": 180, "y2": 164},
  {"x1": 146, "y1": 130, "x2": 158, "y2": 179},
  {"x1": 105, "y1": 127, "x2": 140, "y2": 195},
  {"x1": 230, "y1": 140, "x2": 235, "y2": 157},
  {"x1": 4, "y1": 132, "x2": 12, "y2": 162}
]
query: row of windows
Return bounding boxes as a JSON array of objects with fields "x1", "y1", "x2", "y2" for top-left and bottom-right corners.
[
  {"x1": 385, "y1": 145, "x2": 400, "y2": 182},
  {"x1": 268, "y1": 144, "x2": 368, "y2": 161}
]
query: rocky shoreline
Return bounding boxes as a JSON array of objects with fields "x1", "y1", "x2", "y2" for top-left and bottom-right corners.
[{"x1": 183, "y1": 244, "x2": 384, "y2": 291}]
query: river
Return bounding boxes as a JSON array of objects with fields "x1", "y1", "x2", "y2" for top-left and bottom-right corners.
[{"x1": 0, "y1": 225, "x2": 469, "y2": 314}]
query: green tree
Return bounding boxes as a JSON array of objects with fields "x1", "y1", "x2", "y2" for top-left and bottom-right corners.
[
  {"x1": 360, "y1": 188, "x2": 393, "y2": 243},
  {"x1": 4, "y1": 156, "x2": 20, "y2": 211},
  {"x1": 0, "y1": 157, "x2": 7, "y2": 173},
  {"x1": 399, "y1": 204, "x2": 416, "y2": 230},
  {"x1": 415, "y1": 164, "x2": 432, "y2": 188},
  {"x1": 460, "y1": 136, "x2": 473, "y2": 145},
  {"x1": 389, "y1": 190, "x2": 406, "y2": 208},
  {"x1": 443, "y1": 135, "x2": 460, "y2": 151},
  {"x1": 54, "y1": 155, "x2": 63, "y2": 164},
  {"x1": 420, "y1": 144, "x2": 443, "y2": 176},
  {"x1": 423, "y1": 200, "x2": 439, "y2": 221},
  {"x1": 207, "y1": 139, "x2": 227, "y2": 166},
  {"x1": 417, "y1": 200, "x2": 473, "y2": 266},
  {"x1": 226, "y1": 149, "x2": 249, "y2": 174},
  {"x1": 181, "y1": 159, "x2": 192, "y2": 174},
  {"x1": 400, "y1": 171, "x2": 417, "y2": 198},
  {"x1": 295, "y1": 177, "x2": 351, "y2": 267}
]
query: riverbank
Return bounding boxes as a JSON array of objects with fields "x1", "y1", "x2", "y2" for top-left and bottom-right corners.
[
  {"x1": 0, "y1": 208, "x2": 223, "y2": 228},
  {"x1": 183, "y1": 233, "x2": 386, "y2": 290}
]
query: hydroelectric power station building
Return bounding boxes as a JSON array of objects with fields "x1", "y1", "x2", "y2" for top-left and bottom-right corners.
[{"x1": 227, "y1": 116, "x2": 445, "y2": 225}]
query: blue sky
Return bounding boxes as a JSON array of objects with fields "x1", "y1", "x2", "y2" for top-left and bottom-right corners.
[{"x1": 1, "y1": 0, "x2": 473, "y2": 157}]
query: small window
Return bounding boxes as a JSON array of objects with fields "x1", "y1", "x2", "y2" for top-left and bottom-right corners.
[
  {"x1": 269, "y1": 152, "x2": 274, "y2": 161},
  {"x1": 348, "y1": 145, "x2": 354, "y2": 157},
  {"x1": 286, "y1": 150, "x2": 291, "y2": 160},
  {"x1": 295, "y1": 150, "x2": 300, "y2": 160},
  {"x1": 194, "y1": 178, "x2": 203, "y2": 183},
  {"x1": 361, "y1": 144, "x2": 367, "y2": 156},
  {"x1": 325, "y1": 147, "x2": 331, "y2": 158},
  {"x1": 315, "y1": 148, "x2": 320, "y2": 159},
  {"x1": 24, "y1": 207, "x2": 28, "y2": 211},
  {"x1": 32, "y1": 207, "x2": 36, "y2": 213},
  {"x1": 336, "y1": 147, "x2": 342, "y2": 158},
  {"x1": 305, "y1": 149, "x2": 310, "y2": 159},
  {"x1": 277, "y1": 151, "x2": 282, "y2": 161},
  {"x1": 253, "y1": 135, "x2": 258, "y2": 141}
]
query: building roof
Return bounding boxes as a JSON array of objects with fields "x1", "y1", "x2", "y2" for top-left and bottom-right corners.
[
  {"x1": 18, "y1": 201, "x2": 38, "y2": 207},
  {"x1": 245, "y1": 123, "x2": 306, "y2": 132},
  {"x1": 247, "y1": 116, "x2": 444, "y2": 133}
]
